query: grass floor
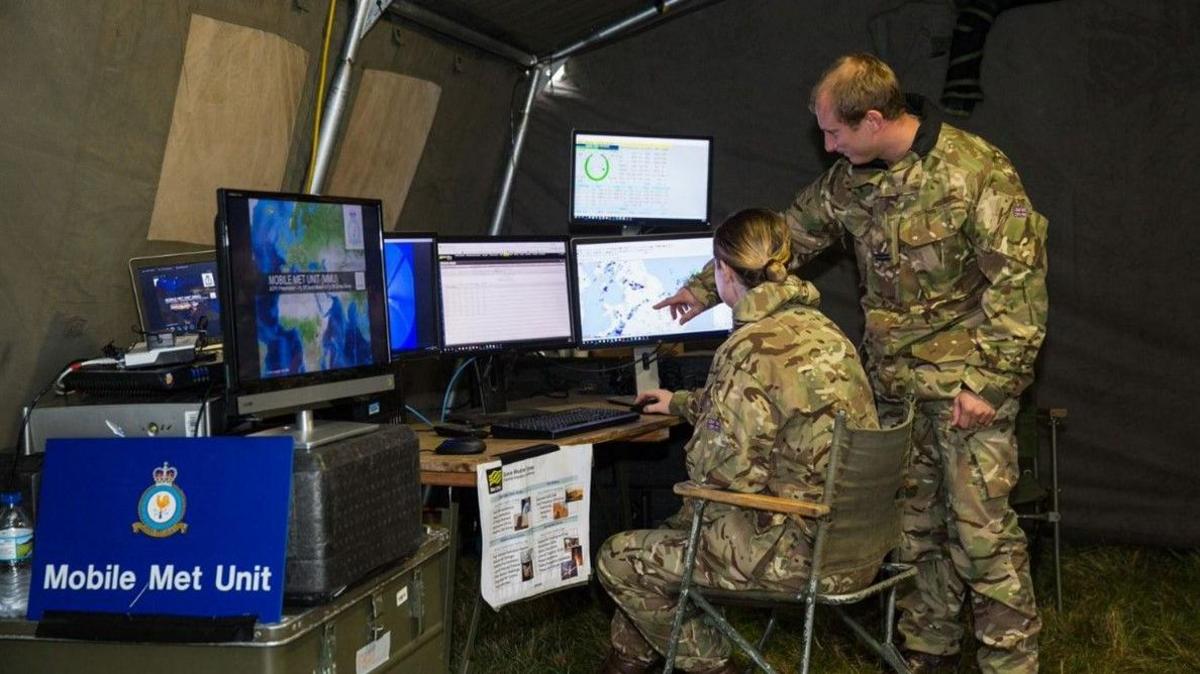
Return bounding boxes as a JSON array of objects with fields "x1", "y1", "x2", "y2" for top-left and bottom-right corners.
[{"x1": 447, "y1": 543, "x2": 1200, "y2": 673}]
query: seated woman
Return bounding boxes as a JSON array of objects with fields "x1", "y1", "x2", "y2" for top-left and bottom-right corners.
[{"x1": 597, "y1": 208, "x2": 880, "y2": 674}]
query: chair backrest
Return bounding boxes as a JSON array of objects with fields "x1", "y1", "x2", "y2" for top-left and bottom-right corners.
[{"x1": 812, "y1": 403, "x2": 914, "y2": 580}]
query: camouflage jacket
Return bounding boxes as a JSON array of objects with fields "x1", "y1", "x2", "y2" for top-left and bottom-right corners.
[
  {"x1": 667, "y1": 277, "x2": 879, "y2": 583},
  {"x1": 687, "y1": 98, "x2": 1048, "y2": 406}
]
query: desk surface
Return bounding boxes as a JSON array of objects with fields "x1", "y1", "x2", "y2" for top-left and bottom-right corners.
[{"x1": 419, "y1": 397, "x2": 683, "y2": 487}]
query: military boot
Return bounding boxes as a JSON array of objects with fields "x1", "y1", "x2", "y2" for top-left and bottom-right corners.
[{"x1": 597, "y1": 649, "x2": 658, "y2": 674}]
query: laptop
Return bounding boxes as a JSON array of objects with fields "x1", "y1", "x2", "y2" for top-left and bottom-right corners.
[{"x1": 128, "y1": 251, "x2": 223, "y2": 351}]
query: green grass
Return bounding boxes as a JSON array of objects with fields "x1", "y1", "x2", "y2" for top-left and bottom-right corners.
[{"x1": 448, "y1": 544, "x2": 1200, "y2": 673}]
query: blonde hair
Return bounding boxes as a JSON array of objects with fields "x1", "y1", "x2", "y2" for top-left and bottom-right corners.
[
  {"x1": 713, "y1": 208, "x2": 791, "y2": 287},
  {"x1": 808, "y1": 53, "x2": 905, "y2": 126}
]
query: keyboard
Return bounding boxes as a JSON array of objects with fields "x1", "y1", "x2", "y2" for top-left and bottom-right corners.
[{"x1": 489, "y1": 407, "x2": 641, "y2": 439}]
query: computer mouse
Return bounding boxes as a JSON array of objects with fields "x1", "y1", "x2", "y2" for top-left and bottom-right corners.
[
  {"x1": 631, "y1": 396, "x2": 659, "y2": 414},
  {"x1": 436, "y1": 437, "x2": 488, "y2": 455}
]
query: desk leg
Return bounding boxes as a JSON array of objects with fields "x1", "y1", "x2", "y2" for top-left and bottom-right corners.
[
  {"x1": 459, "y1": 580, "x2": 485, "y2": 674},
  {"x1": 616, "y1": 459, "x2": 633, "y2": 530},
  {"x1": 443, "y1": 488, "x2": 460, "y2": 674}
]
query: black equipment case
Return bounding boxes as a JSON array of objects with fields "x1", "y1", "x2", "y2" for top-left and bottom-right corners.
[{"x1": 286, "y1": 424, "x2": 424, "y2": 603}]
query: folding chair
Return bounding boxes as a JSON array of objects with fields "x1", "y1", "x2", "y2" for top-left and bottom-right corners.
[
  {"x1": 663, "y1": 404, "x2": 916, "y2": 674},
  {"x1": 1011, "y1": 398, "x2": 1065, "y2": 612}
]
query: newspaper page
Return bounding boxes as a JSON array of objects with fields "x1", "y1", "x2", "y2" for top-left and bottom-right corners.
[{"x1": 476, "y1": 444, "x2": 592, "y2": 610}]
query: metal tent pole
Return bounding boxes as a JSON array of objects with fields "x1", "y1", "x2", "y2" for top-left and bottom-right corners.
[
  {"x1": 307, "y1": 0, "x2": 373, "y2": 195},
  {"x1": 486, "y1": 66, "x2": 544, "y2": 236}
]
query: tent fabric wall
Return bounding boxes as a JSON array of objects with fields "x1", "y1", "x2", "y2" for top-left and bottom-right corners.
[
  {"x1": 0, "y1": 0, "x2": 523, "y2": 449},
  {"x1": 508, "y1": 0, "x2": 1200, "y2": 546},
  {"x1": 2, "y1": 0, "x2": 1197, "y2": 546}
]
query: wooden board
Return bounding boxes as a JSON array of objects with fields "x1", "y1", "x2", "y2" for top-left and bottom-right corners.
[
  {"x1": 148, "y1": 14, "x2": 307, "y2": 244},
  {"x1": 327, "y1": 69, "x2": 441, "y2": 230}
]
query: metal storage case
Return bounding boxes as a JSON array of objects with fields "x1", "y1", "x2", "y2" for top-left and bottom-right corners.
[{"x1": 0, "y1": 528, "x2": 450, "y2": 674}]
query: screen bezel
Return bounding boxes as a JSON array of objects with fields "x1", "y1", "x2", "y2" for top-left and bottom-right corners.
[
  {"x1": 435, "y1": 235, "x2": 578, "y2": 355},
  {"x1": 382, "y1": 232, "x2": 442, "y2": 360},
  {"x1": 215, "y1": 188, "x2": 392, "y2": 409},
  {"x1": 568, "y1": 129, "x2": 714, "y2": 231},
  {"x1": 127, "y1": 250, "x2": 223, "y2": 347},
  {"x1": 570, "y1": 232, "x2": 731, "y2": 349}
]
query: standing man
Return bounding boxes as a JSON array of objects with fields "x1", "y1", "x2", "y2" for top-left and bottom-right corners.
[{"x1": 656, "y1": 53, "x2": 1047, "y2": 673}]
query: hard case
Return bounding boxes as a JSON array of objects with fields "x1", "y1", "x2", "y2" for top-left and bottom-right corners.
[
  {"x1": 0, "y1": 528, "x2": 450, "y2": 674},
  {"x1": 287, "y1": 423, "x2": 424, "y2": 602}
]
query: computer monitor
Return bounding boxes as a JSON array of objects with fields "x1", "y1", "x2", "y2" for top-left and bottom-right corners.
[
  {"x1": 570, "y1": 130, "x2": 713, "y2": 229},
  {"x1": 128, "y1": 251, "x2": 223, "y2": 347},
  {"x1": 436, "y1": 237, "x2": 576, "y2": 354},
  {"x1": 572, "y1": 233, "x2": 733, "y2": 349},
  {"x1": 382, "y1": 233, "x2": 440, "y2": 359},
  {"x1": 215, "y1": 188, "x2": 394, "y2": 448}
]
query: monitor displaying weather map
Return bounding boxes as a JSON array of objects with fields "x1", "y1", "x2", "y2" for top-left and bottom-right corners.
[
  {"x1": 218, "y1": 191, "x2": 389, "y2": 389},
  {"x1": 572, "y1": 234, "x2": 733, "y2": 348},
  {"x1": 383, "y1": 234, "x2": 440, "y2": 358},
  {"x1": 570, "y1": 131, "x2": 712, "y2": 227}
]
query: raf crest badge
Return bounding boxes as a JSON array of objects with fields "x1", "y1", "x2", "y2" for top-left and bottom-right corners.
[{"x1": 133, "y1": 462, "x2": 189, "y2": 538}]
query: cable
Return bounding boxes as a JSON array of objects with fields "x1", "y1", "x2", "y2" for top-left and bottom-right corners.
[
  {"x1": 441, "y1": 357, "x2": 477, "y2": 422},
  {"x1": 192, "y1": 376, "x2": 216, "y2": 439},
  {"x1": 304, "y1": 0, "x2": 339, "y2": 189},
  {"x1": 53, "y1": 358, "x2": 120, "y2": 394},
  {"x1": 9, "y1": 360, "x2": 78, "y2": 485},
  {"x1": 405, "y1": 405, "x2": 435, "y2": 428}
]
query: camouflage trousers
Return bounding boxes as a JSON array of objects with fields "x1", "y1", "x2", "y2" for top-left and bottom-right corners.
[
  {"x1": 881, "y1": 398, "x2": 1041, "y2": 674},
  {"x1": 596, "y1": 515, "x2": 822, "y2": 672}
]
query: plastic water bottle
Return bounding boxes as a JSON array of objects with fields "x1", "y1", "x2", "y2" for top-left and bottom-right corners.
[{"x1": 0, "y1": 491, "x2": 33, "y2": 618}]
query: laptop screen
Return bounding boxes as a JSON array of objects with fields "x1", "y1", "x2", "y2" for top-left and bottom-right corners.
[{"x1": 128, "y1": 251, "x2": 223, "y2": 345}]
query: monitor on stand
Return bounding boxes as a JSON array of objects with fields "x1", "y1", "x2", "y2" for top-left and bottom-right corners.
[
  {"x1": 570, "y1": 130, "x2": 712, "y2": 233},
  {"x1": 571, "y1": 233, "x2": 733, "y2": 391},
  {"x1": 215, "y1": 189, "x2": 394, "y2": 449},
  {"x1": 436, "y1": 236, "x2": 576, "y2": 414},
  {"x1": 383, "y1": 233, "x2": 440, "y2": 360}
]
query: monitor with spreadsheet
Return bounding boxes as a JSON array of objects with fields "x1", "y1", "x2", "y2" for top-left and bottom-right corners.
[
  {"x1": 572, "y1": 233, "x2": 733, "y2": 348},
  {"x1": 383, "y1": 233, "x2": 440, "y2": 359},
  {"x1": 570, "y1": 130, "x2": 712, "y2": 229},
  {"x1": 436, "y1": 237, "x2": 576, "y2": 353}
]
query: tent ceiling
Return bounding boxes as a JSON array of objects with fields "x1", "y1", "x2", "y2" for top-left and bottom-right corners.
[{"x1": 402, "y1": 0, "x2": 693, "y2": 60}]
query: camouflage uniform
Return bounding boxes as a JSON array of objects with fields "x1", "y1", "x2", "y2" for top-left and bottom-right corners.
[
  {"x1": 597, "y1": 277, "x2": 879, "y2": 672},
  {"x1": 686, "y1": 96, "x2": 1048, "y2": 673}
]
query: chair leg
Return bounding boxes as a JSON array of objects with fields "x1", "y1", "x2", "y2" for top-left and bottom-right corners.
[
  {"x1": 832, "y1": 605, "x2": 911, "y2": 674},
  {"x1": 689, "y1": 591, "x2": 778, "y2": 674},
  {"x1": 1049, "y1": 414, "x2": 1064, "y2": 613},
  {"x1": 743, "y1": 609, "x2": 779, "y2": 674},
  {"x1": 800, "y1": 596, "x2": 817, "y2": 674},
  {"x1": 664, "y1": 505, "x2": 707, "y2": 674}
]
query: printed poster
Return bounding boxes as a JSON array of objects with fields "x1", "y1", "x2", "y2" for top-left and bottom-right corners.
[{"x1": 476, "y1": 444, "x2": 592, "y2": 610}]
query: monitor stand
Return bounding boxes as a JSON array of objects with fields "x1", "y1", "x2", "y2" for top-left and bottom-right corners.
[
  {"x1": 477, "y1": 357, "x2": 508, "y2": 415},
  {"x1": 253, "y1": 409, "x2": 378, "y2": 450},
  {"x1": 633, "y1": 345, "x2": 661, "y2": 393}
]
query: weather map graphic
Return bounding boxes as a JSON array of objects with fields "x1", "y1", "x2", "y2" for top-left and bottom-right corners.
[
  {"x1": 248, "y1": 198, "x2": 372, "y2": 378},
  {"x1": 576, "y1": 250, "x2": 732, "y2": 343}
]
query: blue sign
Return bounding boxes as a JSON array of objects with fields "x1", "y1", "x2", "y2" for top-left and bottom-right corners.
[{"x1": 26, "y1": 436, "x2": 293, "y2": 623}]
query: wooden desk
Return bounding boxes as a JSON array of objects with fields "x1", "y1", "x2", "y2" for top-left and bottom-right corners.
[{"x1": 419, "y1": 398, "x2": 682, "y2": 487}]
